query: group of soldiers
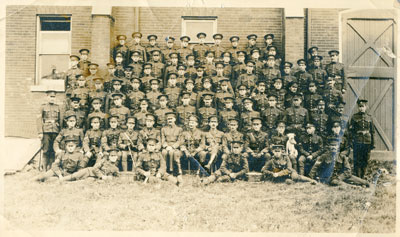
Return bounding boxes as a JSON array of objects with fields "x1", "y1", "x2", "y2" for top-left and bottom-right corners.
[{"x1": 34, "y1": 32, "x2": 375, "y2": 187}]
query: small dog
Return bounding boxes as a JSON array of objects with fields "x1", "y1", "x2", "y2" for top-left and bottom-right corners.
[{"x1": 286, "y1": 133, "x2": 298, "y2": 159}]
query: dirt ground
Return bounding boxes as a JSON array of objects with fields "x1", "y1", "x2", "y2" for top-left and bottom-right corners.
[{"x1": 2, "y1": 165, "x2": 396, "y2": 233}]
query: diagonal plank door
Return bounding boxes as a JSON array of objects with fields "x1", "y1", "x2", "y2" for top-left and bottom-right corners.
[{"x1": 342, "y1": 9, "x2": 396, "y2": 151}]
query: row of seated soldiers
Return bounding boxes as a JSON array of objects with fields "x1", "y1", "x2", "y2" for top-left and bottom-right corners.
[{"x1": 36, "y1": 88, "x2": 372, "y2": 187}]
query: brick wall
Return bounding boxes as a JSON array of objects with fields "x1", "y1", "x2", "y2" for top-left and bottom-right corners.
[
  {"x1": 307, "y1": 8, "x2": 346, "y2": 66},
  {"x1": 284, "y1": 17, "x2": 305, "y2": 64},
  {"x1": 112, "y1": 7, "x2": 284, "y2": 54},
  {"x1": 5, "y1": 6, "x2": 92, "y2": 138},
  {"x1": 91, "y1": 15, "x2": 112, "y2": 67}
]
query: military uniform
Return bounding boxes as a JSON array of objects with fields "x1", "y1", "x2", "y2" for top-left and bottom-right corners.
[
  {"x1": 198, "y1": 106, "x2": 217, "y2": 129},
  {"x1": 283, "y1": 101, "x2": 309, "y2": 136},
  {"x1": 218, "y1": 109, "x2": 239, "y2": 132},
  {"x1": 349, "y1": 99, "x2": 375, "y2": 178},
  {"x1": 226, "y1": 36, "x2": 242, "y2": 64},
  {"x1": 161, "y1": 114, "x2": 183, "y2": 174},
  {"x1": 154, "y1": 107, "x2": 173, "y2": 128},
  {"x1": 161, "y1": 38, "x2": 178, "y2": 64},
  {"x1": 304, "y1": 90, "x2": 322, "y2": 113},
  {"x1": 136, "y1": 148, "x2": 175, "y2": 184},
  {"x1": 109, "y1": 104, "x2": 130, "y2": 129},
  {"x1": 176, "y1": 104, "x2": 196, "y2": 129},
  {"x1": 101, "y1": 126, "x2": 121, "y2": 154},
  {"x1": 308, "y1": 59, "x2": 327, "y2": 92},
  {"x1": 138, "y1": 126, "x2": 161, "y2": 151},
  {"x1": 145, "y1": 34, "x2": 162, "y2": 61},
  {"x1": 128, "y1": 60, "x2": 143, "y2": 79},
  {"x1": 71, "y1": 85, "x2": 89, "y2": 112},
  {"x1": 129, "y1": 32, "x2": 147, "y2": 62},
  {"x1": 193, "y1": 32, "x2": 209, "y2": 63},
  {"x1": 244, "y1": 125, "x2": 269, "y2": 172},
  {"x1": 163, "y1": 86, "x2": 181, "y2": 109},
  {"x1": 198, "y1": 122, "x2": 225, "y2": 171},
  {"x1": 177, "y1": 36, "x2": 192, "y2": 63},
  {"x1": 82, "y1": 126, "x2": 103, "y2": 168},
  {"x1": 118, "y1": 126, "x2": 140, "y2": 171},
  {"x1": 260, "y1": 65, "x2": 281, "y2": 89},
  {"x1": 112, "y1": 35, "x2": 130, "y2": 67},
  {"x1": 126, "y1": 87, "x2": 145, "y2": 113},
  {"x1": 146, "y1": 90, "x2": 162, "y2": 112},
  {"x1": 325, "y1": 50, "x2": 346, "y2": 92},
  {"x1": 297, "y1": 124, "x2": 324, "y2": 175},
  {"x1": 37, "y1": 91, "x2": 62, "y2": 170},
  {"x1": 261, "y1": 105, "x2": 283, "y2": 134},
  {"x1": 294, "y1": 70, "x2": 313, "y2": 93}
]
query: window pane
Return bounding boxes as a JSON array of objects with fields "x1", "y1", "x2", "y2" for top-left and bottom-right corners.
[
  {"x1": 185, "y1": 21, "x2": 214, "y2": 42},
  {"x1": 40, "y1": 32, "x2": 70, "y2": 54},
  {"x1": 39, "y1": 54, "x2": 69, "y2": 80},
  {"x1": 40, "y1": 16, "x2": 71, "y2": 31}
]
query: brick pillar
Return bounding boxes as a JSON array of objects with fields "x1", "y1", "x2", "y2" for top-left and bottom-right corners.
[
  {"x1": 91, "y1": 7, "x2": 112, "y2": 67},
  {"x1": 284, "y1": 8, "x2": 305, "y2": 64}
]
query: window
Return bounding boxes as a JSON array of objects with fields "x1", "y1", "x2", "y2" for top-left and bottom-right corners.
[
  {"x1": 181, "y1": 16, "x2": 217, "y2": 44},
  {"x1": 36, "y1": 15, "x2": 71, "y2": 87}
]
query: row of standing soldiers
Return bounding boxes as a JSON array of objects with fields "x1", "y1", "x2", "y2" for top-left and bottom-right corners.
[{"x1": 35, "y1": 32, "x2": 374, "y2": 186}]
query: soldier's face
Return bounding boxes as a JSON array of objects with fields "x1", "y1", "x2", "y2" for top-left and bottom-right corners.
[
  {"x1": 274, "y1": 81, "x2": 282, "y2": 89},
  {"x1": 71, "y1": 101, "x2": 80, "y2": 109},
  {"x1": 67, "y1": 117, "x2": 77, "y2": 128},
  {"x1": 268, "y1": 98, "x2": 277, "y2": 107},
  {"x1": 116, "y1": 56, "x2": 123, "y2": 63},
  {"x1": 182, "y1": 97, "x2": 190, "y2": 105},
  {"x1": 244, "y1": 102, "x2": 253, "y2": 110},
  {"x1": 70, "y1": 59, "x2": 78, "y2": 68},
  {"x1": 232, "y1": 145, "x2": 242, "y2": 154},
  {"x1": 167, "y1": 41, "x2": 174, "y2": 48},
  {"x1": 81, "y1": 54, "x2": 88, "y2": 61},
  {"x1": 216, "y1": 67, "x2": 224, "y2": 74},
  {"x1": 309, "y1": 85, "x2": 317, "y2": 93},
  {"x1": 132, "y1": 55, "x2": 140, "y2": 62},
  {"x1": 289, "y1": 86, "x2": 297, "y2": 93},
  {"x1": 144, "y1": 68, "x2": 151, "y2": 75},
  {"x1": 199, "y1": 37, "x2": 205, "y2": 44},
  {"x1": 133, "y1": 37, "x2": 141, "y2": 44},
  {"x1": 332, "y1": 126, "x2": 341, "y2": 135},
  {"x1": 358, "y1": 104, "x2": 367, "y2": 113},
  {"x1": 306, "y1": 126, "x2": 315, "y2": 134},
  {"x1": 284, "y1": 67, "x2": 291, "y2": 74},
  {"x1": 273, "y1": 148, "x2": 282, "y2": 157},
  {"x1": 232, "y1": 41, "x2": 238, "y2": 47},
  {"x1": 327, "y1": 80, "x2": 335, "y2": 87},
  {"x1": 203, "y1": 98, "x2": 212, "y2": 106},
  {"x1": 329, "y1": 144, "x2": 339, "y2": 153},
  {"x1": 266, "y1": 38, "x2": 273, "y2": 45},
  {"x1": 292, "y1": 98, "x2": 302, "y2": 106},
  {"x1": 249, "y1": 39, "x2": 256, "y2": 46},
  {"x1": 182, "y1": 41, "x2": 188, "y2": 47},
  {"x1": 267, "y1": 59, "x2": 275, "y2": 67},
  {"x1": 109, "y1": 154, "x2": 118, "y2": 163},
  {"x1": 92, "y1": 102, "x2": 101, "y2": 111},
  {"x1": 153, "y1": 54, "x2": 160, "y2": 61},
  {"x1": 317, "y1": 103, "x2": 325, "y2": 111},
  {"x1": 168, "y1": 77, "x2": 177, "y2": 86},
  {"x1": 337, "y1": 106, "x2": 344, "y2": 114},
  {"x1": 131, "y1": 81, "x2": 140, "y2": 89},
  {"x1": 159, "y1": 97, "x2": 168, "y2": 107},
  {"x1": 113, "y1": 83, "x2": 122, "y2": 90},
  {"x1": 203, "y1": 81, "x2": 211, "y2": 89},
  {"x1": 268, "y1": 49, "x2": 276, "y2": 56},
  {"x1": 91, "y1": 119, "x2": 100, "y2": 130},
  {"x1": 151, "y1": 82, "x2": 159, "y2": 90},
  {"x1": 313, "y1": 60, "x2": 321, "y2": 67},
  {"x1": 108, "y1": 66, "x2": 115, "y2": 74},
  {"x1": 330, "y1": 54, "x2": 339, "y2": 62},
  {"x1": 187, "y1": 59, "x2": 195, "y2": 66},
  {"x1": 127, "y1": 121, "x2": 135, "y2": 130},
  {"x1": 186, "y1": 83, "x2": 194, "y2": 91},
  {"x1": 146, "y1": 118, "x2": 155, "y2": 127},
  {"x1": 167, "y1": 116, "x2": 176, "y2": 125},
  {"x1": 277, "y1": 125, "x2": 285, "y2": 134},
  {"x1": 214, "y1": 39, "x2": 222, "y2": 45},
  {"x1": 221, "y1": 84, "x2": 228, "y2": 91},
  {"x1": 252, "y1": 121, "x2": 262, "y2": 131},
  {"x1": 238, "y1": 55, "x2": 245, "y2": 63},
  {"x1": 66, "y1": 142, "x2": 77, "y2": 153},
  {"x1": 95, "y1": 83, "x2": 103, "y2": 90},
  {"x1": 206, "y1": 56, "x2": 214, "y2": 63},
  {"x1": 223, "y1": 56, "x2": 230, "y2": 63},
  {"x1": 252, "y1": 52, "x2": 260, "y2": 59},
  {"x1": 258, "y1": 84, "x2": 266, "y2": 92},
  {"x1": 178, "y1": 68, "x2": 185, "y2": 76},
  {"x1": 119, "y1": 39, "x2": 125, "y2": 45},
  {"x1": 109, "y1": 119, "x2": 118, "y2": 128},
  {"x1": 188, "y1": 119, "x2": 198, "y2": 129},
  {"x1": 125, "y1": 71, "x2": 133, "y2": 77},
  {"x1": 89, "y1": 67, "x2": 97, "y2": 75},
  {"x1": 197, "y1": 70, "x2": 204, "y2": 77},
  {"x1": 147, "y1": 142, "x2": 156, "y2": 152},
  {"x1": 209, "y1": 120, "x2": 218, "y2": 128},
  {"x1": 246, "y1": 66, "x2": 254, "y2": 73},
  {"x1": 140, "y1": 101, "x2": 148, "y2": 110},
  {"x1": 171, "y1": 57, "x2": 178, "y2": 64},
  {"x1": 229, "y1": 122, "x2": 238, "y2": 131},
  {"x1": 114, "y1": 97, "x2": 122, "y2": 106},
  {"x1": 149, "y1": 39, "x2": 156, "y2": 46},
  {"x1": 238, "y1": 88, "x2": 247, "y2": 96},
  {"x1": 48, "y1": 95, "x2": 56, "y2": 104},
  {"x1": 299, "y1": 64, "x2": 306, "y2": 71},
  {"x1": 226, "y1": 101, "x2": 233, "y2": 109}
]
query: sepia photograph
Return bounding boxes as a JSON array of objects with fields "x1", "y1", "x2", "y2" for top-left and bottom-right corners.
[{"x1": 1, "y1": 0, "x2": 398, "y2": 235}]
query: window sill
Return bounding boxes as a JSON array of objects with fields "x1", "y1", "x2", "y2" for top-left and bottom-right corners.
[{"x1": 30, "y1": 79, "x2": 65, "y2": 92}]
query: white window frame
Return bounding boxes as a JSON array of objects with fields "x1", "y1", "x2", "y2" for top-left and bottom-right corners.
[
  {"x1": 34, "y1": 15, "x2": 71, "y2": 90},
  {"x1": 181, "y1": 16, "x2": 218, "y2": 44}
]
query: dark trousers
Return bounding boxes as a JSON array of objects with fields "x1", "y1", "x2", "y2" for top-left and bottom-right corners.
[
  {"x1": 353, "y1": 143, "x2": 371, "y2": 178},
  {"x1": 42, "y1": 133, "x2": 58, "y2": 171}
]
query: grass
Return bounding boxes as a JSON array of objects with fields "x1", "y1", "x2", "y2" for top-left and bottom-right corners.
[{"x1": 3, "y1": 168, "x2": 396, "y2": 232}]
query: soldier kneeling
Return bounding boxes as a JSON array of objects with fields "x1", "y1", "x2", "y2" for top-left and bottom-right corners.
[
  {"x1": 62, "y1": 148, "x2": 120, "y2": 181},
  {"x1": 261, "y1": 144, "x2": 316, "y2": 184},
  {"x1": 33, "y1": 137, "x2": 83, "y2": 182},
  {"x1": 202, "y1": 141, "x2": 249, "y2": 185},
  {"x1": 136, "y1": 138, "x2": 179, "y2": 185}
]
